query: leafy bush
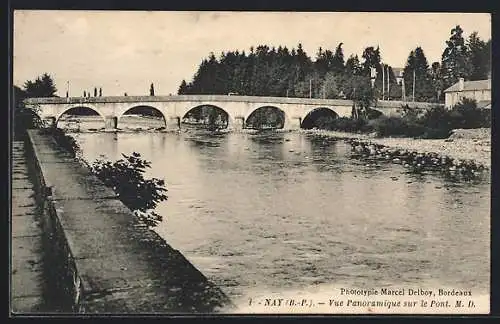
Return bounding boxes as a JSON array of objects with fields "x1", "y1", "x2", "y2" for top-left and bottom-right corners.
[
  {"x1": 48, "y1": 128, "x2": 167, "y2": 227},
  {"x1": 449, "y1": 98, "x2": 489, "y2": 129},
  {"x1": 14, "y1": 108, "x2": 43, "y2": 136},
  {"x1": 305, "y1": 98, "x2": 489, "y2": 139},
  {"x1": 370, "y1": 116, "x2": 409, "y2": 137},
  {"x1": 420, "y1": 105, "x2": 452, "y2": 130},
  {"x1": 90, "y1": 152, "x2": 168, "y2": 227}
]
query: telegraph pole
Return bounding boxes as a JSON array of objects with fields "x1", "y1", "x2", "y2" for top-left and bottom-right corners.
[
  {"x1": 412, "y1": 69, "x2": 416, "y2": 102},
  {"x1": 382, "y1": 64, "x2": 385, "y2": 100},
  {"x1": 402, "y1": 78, "x2": 406, "y2": 102},
  {"x1": 386, "y1": 66, "x2": 390, "y2": 101}
]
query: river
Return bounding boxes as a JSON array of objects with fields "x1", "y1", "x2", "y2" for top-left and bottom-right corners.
[{"x1": 71, "y1": 129, "x2": 490, "y2": 314}]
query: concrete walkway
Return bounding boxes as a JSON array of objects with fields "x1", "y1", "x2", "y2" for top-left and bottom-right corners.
[
  {"x1": 27, "y1": 130, "x2": 232, "y2": 313},
  {"x1": 11, "y1": 140, "x2": 48, "y2": 313}
]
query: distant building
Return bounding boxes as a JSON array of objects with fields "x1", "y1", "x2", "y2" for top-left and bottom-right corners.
[
  {"x1": 443, "y1": 78, "x2": 491, "y2": 108},
  {"x1": 392, "y1": 68, "x2": 404, "y2": 85}
]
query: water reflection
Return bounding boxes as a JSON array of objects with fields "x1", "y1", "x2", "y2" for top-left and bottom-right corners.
[{"x1": 74, "y1": 131, "x2": 490, "y2": 311}]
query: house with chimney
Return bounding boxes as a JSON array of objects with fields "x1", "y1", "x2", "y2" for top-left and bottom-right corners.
[{"x1": 443, "y1": 77, "x2": 491, "y2": 109}]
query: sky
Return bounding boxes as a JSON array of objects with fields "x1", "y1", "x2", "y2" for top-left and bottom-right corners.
[{"x1": 13, "y1": 11, "x2": 491, "y2": 96}]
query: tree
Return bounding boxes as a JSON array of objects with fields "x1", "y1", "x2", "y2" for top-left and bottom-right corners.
[
  {"x1": 345, "y1": 54, "x2": 362, "y2": 75},
  {"x1": 361, "y1": 46, "x2": 381, "y2": 77},
  {"x1": 467, "y1": 32, "x2": 491, "y2": 81},
  {"x1": 385, "y1": 66, "x2": 402, "y2": 100},
  {"x1": 178, "y1": 80, "x2": 188, "y2": 94},
  {"x1": 99, "y1": 87, "x2": 102, "y2": 96},
  {"x1": 430, "y1": 62, "x2": 444, "y2": 102},
  {"x1": 320, "y1": 72, "x2": 341, "y2": 99},
  {"x1": 13, "y1": 85, "x2": 26, "y2": 110},
  {"x1": 23, "y1": 73, "x2": 57, "y2": 97},
  {"x1": 331, "y1": 42, "x2": 345, "y2": 73},
  {"x1": 403, "y1": 47, "x2": 435, "y2": 102},
  {"x1": 13, "y1": 84, "x2": 45, "y2": 135},
  {"x1": 343, "y1": 74, "x2": 375, "y2": 114},
  {"x1": 83, "y1": 90, "x2": 86, "y2": 97},
  {"x1": 150, "y1": 83, "x2": 155, "y2": 96},
  {"x1": 94, "y1": 87, "x2": 97, "y2": 97},
  {"x1": 441, "y1": 25, "x2": 472, "y2": 89}
]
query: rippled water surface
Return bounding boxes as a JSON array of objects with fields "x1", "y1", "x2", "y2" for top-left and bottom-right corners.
[{"x1": 73, "y1": 130, "x2": 490, "y2": 312}]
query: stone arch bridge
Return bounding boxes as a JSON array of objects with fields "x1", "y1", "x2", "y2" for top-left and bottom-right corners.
[{"x1": 23, "y1": 95, "x2": 436, "y2": 130}]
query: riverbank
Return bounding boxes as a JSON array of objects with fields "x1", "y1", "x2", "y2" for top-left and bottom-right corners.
[
  {"x1": 59, "y1": 119, "x2": 491, "y2": 168},
  {"x1": 300, "y1": 128, "x2": 491, "y2": 169}
]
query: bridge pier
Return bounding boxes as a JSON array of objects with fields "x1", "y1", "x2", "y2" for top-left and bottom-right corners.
[
  {"x1": 105, "y1": 116, "x2": 118, "y2": 130},
  {"x1": 231, "y1": 117, "x2": 245, "y2": 130},
  {"x1": 167, "y1": 117, "x2": 181, "y2": 130},
  {"x1": 286, "y1": 117, "x2": 302, "y2": 130}
]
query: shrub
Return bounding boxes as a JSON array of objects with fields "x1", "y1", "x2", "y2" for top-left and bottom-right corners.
[
  {"x1": 417, "y1": 105, "x2": 453, "y2": 138},
  {"x1": 48, "y1": 128, "x2": 167, "y2": 227},
  {"x1": 370, "y1": 116, "x2": 408, "y2": 137},
  {"x1": 90, "y1": 152, "x2": 168, "y2": 227},
  {"x1": 449, "y1": 98, "x2": 489, "y2": 129},
  {"x1": 14, "y1": 108, "x2": 43, "y2": 134}
]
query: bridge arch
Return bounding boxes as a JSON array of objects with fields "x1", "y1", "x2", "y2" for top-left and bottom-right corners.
[
  {"x1": 365, "y1": 107, "x2": 384, "y2": 119},
  {"x1": 301, "y1": 107, "x2": 340, "y2": 129},
  {"x1": 55, "y1": 105, "x2": 106, "y2": 128},
  {"x1": 118, "y1": 105, "x2": 167, "y2": 128},
  {"x1": 245, "y1": 105, "x2": 289, "y2": 130},
  {"x1": 181, "y1": 104, "x2": 231, "y2": 129}
]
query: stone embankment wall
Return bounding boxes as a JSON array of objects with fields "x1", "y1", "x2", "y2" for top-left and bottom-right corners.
[{"x1": 25, "y1": 130, "x2": 232, "y2": 314}]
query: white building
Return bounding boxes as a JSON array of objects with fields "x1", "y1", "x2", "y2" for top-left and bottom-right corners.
[
  {"x1": 443, "y1": 78, "x2": 491, "y2": 109},
  {"x1": 392, "y1": 68, "x2": 404, "y2": 85}
]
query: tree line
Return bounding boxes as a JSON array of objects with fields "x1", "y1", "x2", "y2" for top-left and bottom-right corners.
[{"x1": 178, "y1": 25, "x2": 490, "y2": 105}]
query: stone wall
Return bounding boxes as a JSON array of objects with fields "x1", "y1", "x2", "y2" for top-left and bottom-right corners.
[
  {"x1": 25, "y1": 130, "x2": 232, "y2": 313},
  {"x1": 24, "y1": 132, "x2": 83, "y2": 312}
]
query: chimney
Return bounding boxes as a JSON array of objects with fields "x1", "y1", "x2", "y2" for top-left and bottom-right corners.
[{"x1": 458, "y1": 78, "x2": 465, "y2": 91}]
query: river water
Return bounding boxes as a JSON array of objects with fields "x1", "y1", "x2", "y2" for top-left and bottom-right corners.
[{"x1": 72, "y1": 129, "x2": 490, "y2": 314}]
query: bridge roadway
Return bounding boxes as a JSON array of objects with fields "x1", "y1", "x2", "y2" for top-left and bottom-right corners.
[{"x1": 24, "y1": 95, "x2": 440, "y2": 130}]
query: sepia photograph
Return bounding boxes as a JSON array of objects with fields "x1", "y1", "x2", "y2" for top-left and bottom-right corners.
[{"x1": 11, "y1": 10, "x2": 491, "y2": 315}]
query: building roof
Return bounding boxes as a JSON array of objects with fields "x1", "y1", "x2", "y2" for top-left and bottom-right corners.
[{"x1": 444, "y1": 79, "x2": 491, "y2": 93}]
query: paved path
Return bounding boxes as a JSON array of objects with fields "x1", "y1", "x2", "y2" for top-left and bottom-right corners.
[
  {"x1": 28, "y1": 131, "x2": 232, "y2": 313},
  {"x1": 11, "y1": 140, "x2": 48, "y2": 313}
]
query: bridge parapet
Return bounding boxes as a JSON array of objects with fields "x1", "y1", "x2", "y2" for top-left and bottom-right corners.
[
  {"x1": 24, "y1": 95, "x2": 355, "y2": 107},
  {"x1": 23, "y1": 95, "x2": 444, "y2": 131}
]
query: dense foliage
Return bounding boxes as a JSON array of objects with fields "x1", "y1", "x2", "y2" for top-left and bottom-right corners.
[
  {"x1": 13, "y1": 73, "x2": 57, "y2": 136},
  {"x1": 324, "y1": 98, "x2": 490, "y2": 139},
  {"x1": 179, "y1": 25, "x2": 490, "y2": 104},
  {"x1": 90, "y1": 153, "x2": 168, "y2": 227},
  {"x1": 48, "y1": 128, "x2": 168, "y2": 227},
  {"x1": 179, "y1": 43, "x2": 377, "y2": 108}
]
